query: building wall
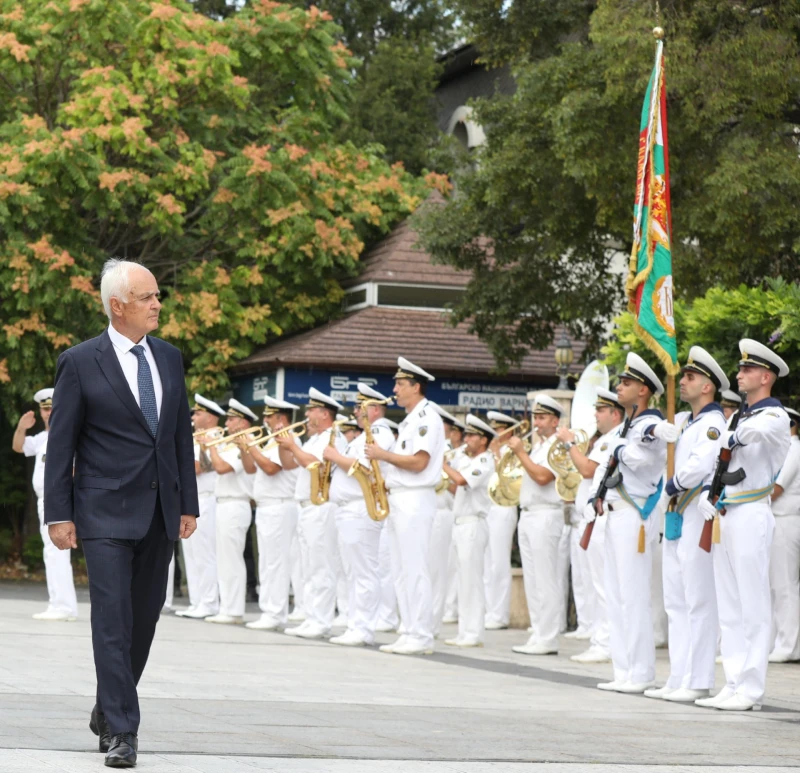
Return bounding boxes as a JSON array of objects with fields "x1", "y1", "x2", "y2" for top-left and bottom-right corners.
[{"x1": 435, "y1": 64, "x2": 515, "y2": 133}]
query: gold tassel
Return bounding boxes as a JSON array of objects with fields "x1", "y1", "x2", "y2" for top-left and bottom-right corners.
[
  {"x1": 712, "y1": 514, "x2": 721, "y2": 544},
  {"x1": 637, "y1": 523, "x2": 646, "y2": 553}
]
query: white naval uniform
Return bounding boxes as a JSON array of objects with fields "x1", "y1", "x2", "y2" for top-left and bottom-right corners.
[
  {"x1": 593, "y1": 409, "x2": 667, "y2": 684},
  {"x1": 517, "y1": 434, "x2": 563, "y2": 651},
  {"x1": 769, "y1": 434, "x2": 800, "y2": 661},
  {"x1": 215, "y1": 448, "x2": 253, "y2": 618},
  {"x1": 23, "y1": 431, "x2": 78, "y2": 618},
  {"x1": 662, "y1": 404, "x2": 726, "y2": 690},
  {"x1": 483, "y1": 443, "x2": 519, "y2": 629},
  {"x1": 179, "y1": 443, "x2": 219, "y2": 614},
  {"x1": 376, "y1": 517, "x2": 398, "y2": 630},
  {"x1": 713, "y1": 398, "x2": 790, "y2": 702},
  {"x1": 452, "y1": 450, "x2": 494, "y2": 644},
  {"x1": 329, "y1": 418, "x2": 395, "y2": 643},
  {"x1": 431, "y1": 443, "x2": 465, "y2": 635},
  {"x1": 253, "y1": 443, "x2": 300, "y2": 626},
  {"x1": 385, "y1": 399, "x2": 446, "y2": 650},
  {"x1": 572, "y1": 476, "x2": 597, "y2": 637},
  {"x1": 295, "y1": 428, "x2": 347, "y2": 632}
]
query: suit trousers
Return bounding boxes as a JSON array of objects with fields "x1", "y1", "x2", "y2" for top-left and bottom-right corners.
[
  {"x1": 483, "y1": 504, "x2": 518, "y2": 627},
  {"x1": 82, "y1": 504, "x2": 173, "y2": 735},
  {"x1": 181, "y1": 493, "x2": 218, "y2": 613},
  {"x1": 215, "y1": 499, "x2": 252, "y2": 617},
  {"x1": 37, "y1": 499, "x2": 78, "y2": 618},
  {"x1": 255, "y1": 498, "x2": 298, "y2": 625},
  {"x1": 769, "y1": 515, "x2": 800, "y2": 661}
]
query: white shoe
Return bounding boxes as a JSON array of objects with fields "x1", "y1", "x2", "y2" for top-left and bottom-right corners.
[
  {"x1": 571, "y1": 648, "x2": 612, "y2": 664},
  {"x1": 204, "y1": 614, "x2": 243, "y2": 625},
  {"x1": 716, "y1": 693, "x2": 762, "y2": 711},
  {"x1": 662, "y1": 688, "x2": 710, "y2": 703},
  {"x1": 563, "y1": 628, "x2": 591, "y2": 641},
  {"x1": 32, "y1": 609, "x2": 77, "y2": 622},
  {"x1": 695, "y1": 686, "x2": 735, "y2": 708},
  {"x1": 161, "y1": 605, "x2": 174, "y2": 615},
  {"x1": 441, "y1": 615, "x2": 458, "y2": 624},
  {"x1": 715, "y1": 654, "x2": 723, "y2": 664},
  {"x1": 444, "y1": 637, "x2": 483, "y2": 648},
  {"x1": 484, "y1": 621, "x2": 508, "y2": 630},
  {"x1": 512, "y1": 643, "x2": 557, "y2": 656},
  {"x1": 176, "y1": 605, "x2": 216, "y2": 619},
  {"x1": 379, "y1": 636, "x2": 408, "y2": 654},
  {"x1": 768, "y1": 651, "x2": 795, "y2": 663},
  {"x1": 332, "y1": 613, "x2": 348, "y2": 628},
  {"x1": 284, "y1": 622, "x2": 311, "y2": 637},
  {"x1": 643, "y1": 685, "x2": 676, "y2": 699},
  {"x1": 375, "y1": 622, "x2": 396, "y2": 633},
  {"x1": 245, "y1": 616, "x2": 281, "y2": 631},
  {"x1": 616, "y1": 681, "x2": 656, "y2": 694},
  {"x1": 295, "y1": 624, "x2": 328, "y2": 640},
  {"x1": 392, "y1": 640, "x2": 434, "y2": 655},
  {"x1": 597, "y1": 680, "x2": 625, "y2": 692},
  {"x1": 329, "y1": 630, "x2": 369, "y2": 647},
  {"x1": 287, "y1": 609, "x2": 306, "y2": 623}
]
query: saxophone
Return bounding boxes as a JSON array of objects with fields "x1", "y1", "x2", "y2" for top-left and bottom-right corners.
[
  {"x1": 347, "y1": 399, "x2": 392, "y2": 521},
  {"x1": 308, "y1": 420, "x2": 347, "y2": 505}
]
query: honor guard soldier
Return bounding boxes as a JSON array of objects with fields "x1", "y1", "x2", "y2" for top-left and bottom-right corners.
[
  {"x1": 590, "y1": 353, "x2": 674, "y2": 693},
  {"x1": 365, "y1": 357, "x2": 446, "y2": 656},
  {"x1": 507, "y1": 395, "x2": 563, "y2": 656},
  {"x1": 13, "y1": 388, "x2": 79, "y2": 621},
  {"x1": 429, "y1": 403, "x2": 465, "y2": 636},
  {"x1": 720, "y1": 390, "x2": 742, "y2": 421},
  {"x1": 483, "y1": 411, "x2": 522, "y2": 631},
  {"x1": 204, "y1": 398, "x2": 257, "y2": 625},
  {"x1": 645, "y1": 347, "x2": 729, "y2": 702},
  {"x1": 277, "y1": 387, "x2": 347, "y2": 639},
  {"x1": 322, "y1": 383, "x2": 395, "y2": 646},
  {"x1": 176, "y1": 394, "x2": 226, "y2": 619},
  {"x1": 442, "y1": 414, "x2": 497, "y2": 647},
  {"x1": 246, "y1": 397, "x2": 302, "y2": 631},
  {"x1": 697, "y1": 340, "x2": 791, "y2": 710},
  {"x1": 769, "y1": 406, "x2": 800, "y2": 663}
]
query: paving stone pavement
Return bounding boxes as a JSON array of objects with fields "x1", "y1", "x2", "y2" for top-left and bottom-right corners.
[{"x1": 1, "y1": 581, "x2": 799, "y2": 772}]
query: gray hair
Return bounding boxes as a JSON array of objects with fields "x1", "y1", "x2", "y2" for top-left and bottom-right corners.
[{"x1": 100, "y1": 258, "x2": 144, "y2": 319}]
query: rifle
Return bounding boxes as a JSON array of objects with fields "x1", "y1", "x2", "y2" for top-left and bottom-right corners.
[
  {"x1": 580, "y1": 406, "x2": 637, "y2": 551},
  {"x1": 698, "y1": 397, "x2": 747, "y2": 552}
]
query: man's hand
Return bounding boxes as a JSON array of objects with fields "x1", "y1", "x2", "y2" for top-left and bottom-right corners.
[
  {"x1": 17, "y1": 411, "x2": 36, "y2": 431},
  {"x1": 507, "y1": 436, "x2": 524, "y2": 455},
  {"x1": 322, "y1": 445, "x2": 340, "y2": 462},
  {"x1": 556, "y1": 426, "x2": 575, "y2": 444},
  {"x1": 364, "y1": 442, "x2": 388, "y2": 462},
  {"x1": 179, "y1": 515, "x2": 198, "y2": 539},
  {"x1": 275, "y1": 433, "x2": 297, "y2": 450},
  {"x1": 698, "y1": 492, "x2": 717, "y2": 522},
  {"x1": 49, "y1": 522, "x2": 77, "y2": 550}
]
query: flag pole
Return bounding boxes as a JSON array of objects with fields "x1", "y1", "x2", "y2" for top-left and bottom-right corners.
[{"x1": 666, "y1": 374, "x2": 675, "y2": 478}]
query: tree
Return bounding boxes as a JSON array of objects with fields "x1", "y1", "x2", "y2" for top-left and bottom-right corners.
[
  {"x1": 416, "y1": 0, "x2": 800, "y2": 369},
  {"x1": 0, "y1": 0, "x2": 436, "y2": 421}
]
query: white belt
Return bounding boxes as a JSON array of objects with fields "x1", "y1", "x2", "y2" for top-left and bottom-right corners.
[
  {"x1": 198, "y1": 490, "x2": 215, "y2": 498},
  {"x1": 520, "y1": 504, "x2": 562, "y2": 516},
  {"x1": 454, "y1": 514, "x2": 483, "y2": 526},
  {"x1": 255, "y1": 496, "x2": 295, "y2": 505},
  {"x1": 298, "y1": 499, "x2": 314, "y2": 508},
  {"x1": 387, "y1": 485, "x2": 434, "y2": 495},
  {"x1": 217, "y1": 496, "x2": 250, "y2": 504}
]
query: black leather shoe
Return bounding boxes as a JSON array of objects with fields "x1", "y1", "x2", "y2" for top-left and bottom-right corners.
[
  {"x1": 89, "y1": 705, "x2": 111, "y2": 753},
  {"x1": 104, "y1": 732, "x2": 138, "y2": 768}
]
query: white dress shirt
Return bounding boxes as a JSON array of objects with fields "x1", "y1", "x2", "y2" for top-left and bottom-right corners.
[
  {"x1": 107, "y1": 324, "x2": 163, "y2": 418},
  {"x1": 519, "y1": 434, "x2": 560, "y2": 510},
  {"x1": 384, "y1": 399, "x2": 446, "y2": 489}
]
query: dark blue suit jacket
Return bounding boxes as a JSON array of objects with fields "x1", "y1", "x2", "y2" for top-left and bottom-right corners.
[{"x1": 44, "y1": 329, "x2": 199, "y2": 540}]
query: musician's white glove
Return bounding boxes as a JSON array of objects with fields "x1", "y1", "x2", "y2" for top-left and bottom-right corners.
[
  {"x1": 721, "y1": 430, "x2": 737, "y2": 449},
  {"x1": 698, "y1": 491, "x2": 717, "y2": 522},
  {"x1": 583, "y1": 501, "x2": 597, "y2": 524},
  {"x1": 652, "y1": 421, "x2": 680, "y2": 443}
]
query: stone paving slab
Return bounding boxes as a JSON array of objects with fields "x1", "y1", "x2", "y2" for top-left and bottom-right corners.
[{"x1": 1, "y1": 581, "x2": 799, "y2": 772}]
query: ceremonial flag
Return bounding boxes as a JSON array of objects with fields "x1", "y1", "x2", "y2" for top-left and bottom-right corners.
[{"x1": 626, "y1": 37, "x2": 680, "y2": 376}]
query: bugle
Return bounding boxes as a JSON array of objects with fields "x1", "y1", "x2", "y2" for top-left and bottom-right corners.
[
  {"x1": 247, "y1": 419, "x2": 309, "y2": 450},
  {"x1": 202, "y1": 426, "x2": 263, "y2": 451},
  {"x1": 193, "y1": 427, "x2": 224, "y2": 440}
]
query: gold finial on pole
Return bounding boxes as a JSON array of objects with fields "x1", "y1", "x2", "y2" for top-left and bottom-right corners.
[{"x1": 653, "y1": 27, "x2": 665, "y2": 40}]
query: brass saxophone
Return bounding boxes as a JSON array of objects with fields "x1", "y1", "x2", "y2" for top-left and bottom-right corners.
[
  {"x1": 308, "y1": 420, "x2": 348, "y2": 505},
  {"x1": 347, "y1": 399, "x2": 392, "y2": 521}
]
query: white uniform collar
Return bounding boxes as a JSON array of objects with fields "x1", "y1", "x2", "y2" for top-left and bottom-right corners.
[{"x1": 108, "y1": 324, "x2": 148, "y2": 354}]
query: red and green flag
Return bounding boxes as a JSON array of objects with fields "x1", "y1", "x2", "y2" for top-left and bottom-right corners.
[{"x1": 626, "y1": 37, "x2": 680, "y2": 376}]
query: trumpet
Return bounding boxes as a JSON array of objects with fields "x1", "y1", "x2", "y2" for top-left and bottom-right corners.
[
  {"x1": 193, "y1": 427, "x2": 224, "y2": 440},
  {"x1": 436, "y1": 443, "x2": 467, "y2": 494},
  {"x1": 202, "y1": 426, "x2": 263, "y2": 451},
  {"x1": 247, "y1": 419, "x2": 309, "y2": 450},
  {"x1": 492, "y1": 418, "x2": 530, "y2": 442}
]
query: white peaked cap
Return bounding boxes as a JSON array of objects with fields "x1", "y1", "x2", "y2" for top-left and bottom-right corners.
[
  {"x1": 595, "y1": 388, "x2": 623, "y2": 409},
  {"x1": 739, "y1": 338, "x2": 789, "y2": 378},
  {"x1": 621, "y1": 352, "x2": 664, "y2": 396},
  {"x1": 264, "y1": 395, "x2": 300, "y2": 411},
  {"x1": 33, "y1": 388, "x2": 54, "y2": 405},
  {"x1": 486, "y1": 410, "x2": 517, "y2": 426},
  {"x1": 430, "y1": 402, "x2": 458, "y2": 425},
  {"x1": 308, "y1": 386, "x2": 344, "y2": 411},
  {"x1": 357, "y1": 383, "x2": 390, "y2": 402},
  {"x1": 684, "y1": 346, "x2": 730, "y2": 392},
  {"x1": 720, "y1": 390, "x2": 742, "y2": 405},
  {"x1": 395, "y1": 356, "x2": 435, "y2": 382},
  {"x1": 465, "y1": 413, "x2": 498, "y2": 439},
  {"x1": 336, "y1": 413, "x2": 349, "y2": 423},
  {"x1": 226, "y1": 398, "x2": 258, "y2": 422},
  {"x1": 194, "y1": 393, "x2": 226, "y2": 417},
  {"x1": 385, "y1": 419, "x2": 399, "y2": 431},
  {"x1": 532, "y1": 394, "x2": 564, "y2": 417},
  {"x1": 785, "y1": 407, "x2": 800, "y2": 424}
]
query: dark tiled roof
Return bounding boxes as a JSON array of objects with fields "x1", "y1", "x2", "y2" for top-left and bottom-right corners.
[{"x1": 232, "y1": 306, "x2": 585, "y2": 382}]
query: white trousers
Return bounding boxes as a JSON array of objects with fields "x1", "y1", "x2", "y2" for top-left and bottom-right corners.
[
  {"x1": 454, "y1": 517, "x2": 489, "y2": 643},
  {"x1": 387, "y1": 487, "x2": 436, "y2": 648},
  {"x1": 38, "y1": 500, "x2": 78, "y2": 617},
  {"x1": 297, "y1": 502, "x2": 337, "y2": 630},
  {"x1": 770, "y1": 515, "x2": 800, "y2": 660},
  {"x1": 215, "y1": 499, "x2": 252, "y2": 617},
  {"x1": 444, "y1": 537, "x2": 459, "y2": 620},
  {"x1": 430, "y1": 506, "x2": 455, "y2": 636},
  {"x1": 483, "y1": 504, "x2": 517, "y2": 626},
  {"x1": 605, "y1": 504, "x2": 656, "y2": 684},
  {"x1": 376, "y1": 524, "x2": 398, "y2": 628},
  {"x1": 255, "y1": 497, "x2": 298, "y2": 625},
  {"x1": 570, "y1": 524, "x2": 595, "y2": 634},
  {"x1": 557, "y1": 522, "x2": 571, "y2": 632},
  {"x1": 290, "y1": 529, "x2": 305, "y2": 615},
  {"x1": 662, "y1": 505, "x2": 718, "y2": 689},
  {"x1": 181, "y1": 493, "x2": 218, "y2": 613},
  {"x1": 518, "y1": 506, "x2": 564, "y2": 650},
  {"x1": 334, "y1": 500, "x2": 382, "y2": 642},
  {"x1": 650, "y1": 531, "x2": 669, "y2": 646},
  {"x1": 714, "y1": 503, "x2": 775, "y2": 702},
  {"x1": 334, "y1": 535, "x2": 349, "y2": 618},
  {"x1": 585, "y1": 517, "x2": 609, "y2": 655}
]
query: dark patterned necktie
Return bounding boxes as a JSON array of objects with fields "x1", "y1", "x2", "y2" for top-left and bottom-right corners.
[{"x1": 131, "y1": 345, "x2": 159, "y2": 437}]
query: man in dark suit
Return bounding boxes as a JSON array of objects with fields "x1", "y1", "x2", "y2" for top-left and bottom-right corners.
[{"x1": 45, "y1": 258, "x2": 199, "y2": 768}]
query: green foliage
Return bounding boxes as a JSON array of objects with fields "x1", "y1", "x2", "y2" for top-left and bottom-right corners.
[
  {"x1": 22, "y1": 531, "x2": 43, "y2": 570},
  {"x1": 0, "y1": 529, "x2": 13, "y2": 562},
  {"x1": 418, "y1": 0, "x2": 800, "y2": 369}
]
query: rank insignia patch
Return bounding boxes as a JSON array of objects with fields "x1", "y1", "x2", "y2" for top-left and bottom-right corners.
[
  {"x1": 419, "y1": 426, "x2": 428, "y2": 437},
  {"x1": 472, "y1": 469, "x2": 482, "y2": 476},
  {"x1": 707, "y1": 428, "x2": 721, "y2": 440},
  {"x1": 401, "y1": 440, "x2": 407, "y2": 450},
  {"x1": 600, "y1": 444, "x2": 608, "y2": 452}
]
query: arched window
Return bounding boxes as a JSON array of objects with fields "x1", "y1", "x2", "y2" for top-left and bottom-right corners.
[{"x1": 446, "y1": 106, "x2": 486, "y2": 149}]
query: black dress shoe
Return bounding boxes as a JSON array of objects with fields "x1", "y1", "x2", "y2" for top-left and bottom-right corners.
[
  {"x1": 89, "y1": 705, "x2": 111, "y2": 753},
  {"x1": 104, "y1": 732, "x2": 138, "y2": 768}
]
